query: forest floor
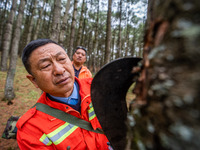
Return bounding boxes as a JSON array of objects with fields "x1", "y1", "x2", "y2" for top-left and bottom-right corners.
[{"x1": 0, "y1": 58, "x2": 135, "y2": 150}]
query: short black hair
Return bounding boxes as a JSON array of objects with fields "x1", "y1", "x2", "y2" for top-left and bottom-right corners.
[
  {"x1": 74, "y1": 46, "x2": 87, "y2": 54},
  {"x1": 22, "y1": 39, "x2": 63, "y2": 74}
]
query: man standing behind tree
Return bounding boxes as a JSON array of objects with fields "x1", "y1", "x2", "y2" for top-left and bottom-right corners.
[{"x1": 72, "y1": 46, "x2": 92, "y2": 79}]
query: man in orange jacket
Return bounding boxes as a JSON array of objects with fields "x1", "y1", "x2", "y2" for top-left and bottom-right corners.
[
  {"x1": 16, "y1": 39, "x2": 109, "y2": 150},
  {"x1": 72, "y1": 46, "x2": 92, "y2": 79}
]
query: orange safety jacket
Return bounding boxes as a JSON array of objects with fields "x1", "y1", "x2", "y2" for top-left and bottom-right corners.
[
  {"x1": 16, "y1": 78, "x2": 109, "y2": 150},
  {"x1": 78, "y1": 65, "x2": 92, "y2": 79},
  {"x1": 72, "y1": 61, "x2": 92, "y2": 79}
]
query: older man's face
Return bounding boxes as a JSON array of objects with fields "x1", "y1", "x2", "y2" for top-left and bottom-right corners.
[{"x1": 27, "y1": 43, "x2": 75, "y2": 97}]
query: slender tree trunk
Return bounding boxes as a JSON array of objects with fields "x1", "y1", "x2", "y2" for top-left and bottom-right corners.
[
  {"x1": 128, "y1": 0, "x2": 200, "y2": 150},
  {"x1": 104, "y1": 0, "x2": 112, "y2": 64},
  {"x1": 81, "y1": 8, "x2": 88, "y2": 45},
  {"x1": 137, "y1": 32, "x2": 143, "y2": 57},
  {"x1": 63, "y1": 21, "x2": 71, "y2": 48},
  {"x1": 68, "y1": 0, "x2": 78, "y2": 59},
  {"x1": 33, "y1": 0, "x2": 46, "y2": 40},
  {"x1": 3, "y1": 0, "x2": 25, "y2": 104},
  {"x1": 19, "y1": 1, "x2": 35, "y2": 56},
  {"x1": 111, "y1": 29, "x2": 116, "y2": 60},
  {"x1": 87, "y1": 31, "x2": 92, "y2": 70},
  {"x1": 131, "y1": 28, "x2": 136, "y2": 56},
  {"x1": 81, "y1": 7, "x2": 88, "y2": 46},
  {"x1": 76, "y1": 0, "x2": 85, "y2": 46},
  {"x1": 0, "y1": 0, "x2": 8, "y2": 50},
  {"x1": 59, "y1": 0, "x2": 71, "y2": 46},
  {"x1": 116, "y1": 0, "x2": 122, "y2": 59},
  {"x1": 1, "y1": 0, "x2": 17, "y2": 71},
  {"x1": 51, "y1": 0, "x2": 61, "y2": 42},
  {"x1": 19, "y1": 14, "x2": 30, "y2": 56},
  {"x1": 92, "y1": 1, "x2": 99, "y2": 73},
  {"x1": 125, "y1": 8, "x2": 130, "y2": 56},
  {"x1": 26, "y1": 0, "x2": 37, "y2": 44}
]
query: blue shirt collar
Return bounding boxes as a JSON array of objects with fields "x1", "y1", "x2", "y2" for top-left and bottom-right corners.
[{"x1": 49, "y1": 82, "x2": 79, "y2": 102}]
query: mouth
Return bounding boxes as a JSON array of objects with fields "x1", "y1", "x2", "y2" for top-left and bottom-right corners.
[{"x1": 55, "y1": 77, "x2": 69, "y2": 85}]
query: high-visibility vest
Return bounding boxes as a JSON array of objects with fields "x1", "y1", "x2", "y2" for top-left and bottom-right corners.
[
  {"x1": 16, "y1": 78, "x2": 109, "y2": 150},
  {"x1": 78, "y1": 66, "x2": 92, "y2": 79},
  {"x1": 39, "y1": 102, "x2": 97, "y2": 146}
]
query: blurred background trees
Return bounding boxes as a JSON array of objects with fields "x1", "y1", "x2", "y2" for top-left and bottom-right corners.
[{"x1": 0, "y1": 0, "x2": 147, "y2": 102}]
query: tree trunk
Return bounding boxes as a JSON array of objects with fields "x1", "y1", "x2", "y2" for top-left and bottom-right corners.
[
  {"x1": 26, "y1": 0, "x2": 37, "y2": 44},
  {"x1": 81, "y1": 6, "x2": 88, "y2": 46},
  {"x1": 33, "y1": 0, "x2": 46, "y2": 40},
  {"x1": 128, "y1": 0, "x2": 200, "y2": 150},
  {"x1": 92, "y1": 1, "x2": 100, "y2": 73},
  {"x1": 104, "y1": 0, "x2": 112, "y2": 64},
  {"x1": 3, "y1": 0, "x2": 25, "y2": 104},
  {"x1": 41, "y1": 3, "x2": 51, "y2": 38},
  {"x1": 68, "y1": 0, "x2": 78, "y2": 59},
  {"x1": 87, "y1": 31, "x2": 92, "y2": 70},
  {"x1": 111, "y1": 29, "x2": 116, "y2": 60},
  {"x1": 0, "y1": 0, "x2": 8, "y2": 50},
  {"x1": 116, "y1": 0, "x2": 122, "y2": 59},
  {"x1": 51, "y1": 0, "x2": 61, "y2": 42},
  {"x1": 131, "y1": 28, "x2": 136, "y2": 56},
  {"x1": 125, "y1": 19, "x2": 130, "y2": 56},
  {"x1": 19, "y1": 14, "x2": 30, "y2": 56},
  {"x1": 59, "y1": 0, "x2": 71, "y2": 46},
  {"x1": 146, "y1": 0, "x2": 156, "y2": 29},
  {"x1": 76, "y1": 0, "x2": 85, "y2": 46},
  {"x1": 1, "y1": 0, "x2": 17, "y2": 71}
]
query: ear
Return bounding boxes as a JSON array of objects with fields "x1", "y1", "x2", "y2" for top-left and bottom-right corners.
[{"x1": 26, "y1": 74, "x2": 39, "y2": 88}]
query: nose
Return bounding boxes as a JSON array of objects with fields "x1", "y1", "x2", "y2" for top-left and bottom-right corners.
[
  {"x1": 53, "y1": 62, "x2": 65, "y2": 76},
  {"x1": 77, "y1": 53, "x2": 83, "y2": 57}
]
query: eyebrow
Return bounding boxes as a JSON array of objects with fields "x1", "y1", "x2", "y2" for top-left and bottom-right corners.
[
  {"x1": 76, "y1": 51, "x2": 86, "y2": 55},
  {"x1": 55, "y1": 51, "x2": 66, "y2": 57}
]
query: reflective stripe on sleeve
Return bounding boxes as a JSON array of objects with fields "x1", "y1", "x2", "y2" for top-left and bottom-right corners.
[
  {"x1": 88, "y1": 103, "x2": 96, "y2": 121},
  {"x1": 47, "y1": 122, "x2": 78, "y2": 145},
  {"x1": 39, "y1": 134, "x2": 52, "y2": 146},
  {"x1": 39, "y1": 122, "x2": 78, "y2": 146}
]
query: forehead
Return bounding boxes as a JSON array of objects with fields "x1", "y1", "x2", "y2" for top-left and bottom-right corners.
[
  {"x1": 30, "y1": 43, "x2": 66, "y2": 58},
  {"x1": 76, "y1": 49, "x2": 86, "y2": 54}
]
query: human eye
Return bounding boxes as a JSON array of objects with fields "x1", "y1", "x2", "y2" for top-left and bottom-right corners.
[
  {"x1": 41, "y1": 64, "x2": 51, "y2": 69},
  {"x1": 58, "y1": 56, "x2": 67, "y2": 63},
  {"x1": 59, "y1": 57, "x2": 66, "y2": 61},
  {"x1": 39, "y1": 61, "x2": 51, "y2": 70}
]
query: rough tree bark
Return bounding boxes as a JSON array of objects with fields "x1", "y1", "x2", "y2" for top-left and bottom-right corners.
[
  {"x1": 68, "y1": 0, "x2": 78, "y2": 59},
  {"x1": 26, "y1": 0, "x2": 37, "y2": 45},
  {"x1": 3, "y1": 0, "x2": 25, "y2": 104},
  {"x1": 33, "y1": 0, "x2": 46, "y2": 40},
  {"x1": 76, "y1": 0, "x2": 85, "y2": 46},
  {"x1": 127, "y1": 0, "x2": 200, "y2": 150},
  {"x1": 0, "y1": 0, "x2": 8, "y2": 50},
  {"x1": 1, "y1": 0, "x2": 17, "y2": 71},
  {"x1": 51, "y1": 0, "x2": 61, "y2": 42},
  {"x1": 59, "y1": 0, "x2": 71, "y2": 46}
]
